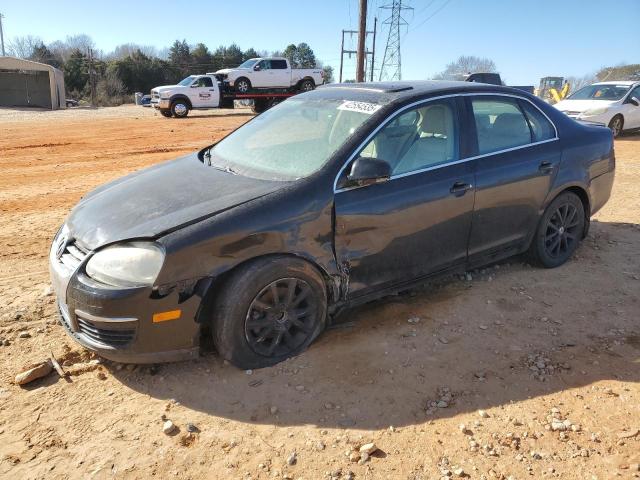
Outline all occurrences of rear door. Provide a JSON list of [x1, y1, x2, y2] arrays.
[[270, 59, 290, 87], [466, 95, 560, 266], [334, 97, 476, 298]]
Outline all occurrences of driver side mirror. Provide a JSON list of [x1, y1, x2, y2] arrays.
[[253, 65, 261, 71], [190, 84, 199, 88], [629, 96, 640, 107], [346, 157, 391, 187]]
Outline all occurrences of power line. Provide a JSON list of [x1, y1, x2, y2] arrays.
[[410, 0, 454, 32]]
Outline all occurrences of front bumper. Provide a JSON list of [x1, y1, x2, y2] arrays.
[[152, 99, 171, 109], [49, 233, 203, 364]]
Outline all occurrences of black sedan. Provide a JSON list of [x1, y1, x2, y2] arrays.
[[49, 81, 615, 369]]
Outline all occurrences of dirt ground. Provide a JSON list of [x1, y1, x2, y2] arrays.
[[0, 105, 638, 480]]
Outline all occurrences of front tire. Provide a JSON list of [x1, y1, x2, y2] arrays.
[[528, 192, 585, 268], [608, 115, 624, 138], [170, 100, 189, 118], [235, 77, 252, 93], [211, 257, 327, 369]]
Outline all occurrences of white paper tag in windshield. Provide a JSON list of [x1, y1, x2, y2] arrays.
[[337, 101, 382, 115]]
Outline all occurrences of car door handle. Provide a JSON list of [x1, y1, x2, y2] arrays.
[[538, 161, 554, 174], [450, 182, 472, 196]]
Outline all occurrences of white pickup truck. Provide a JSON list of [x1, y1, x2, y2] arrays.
[[213, 57, 324, 93]]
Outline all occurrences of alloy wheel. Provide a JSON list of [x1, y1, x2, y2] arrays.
[[237, 80, 249, 93], [244, 278, 317, 357], [543, 203, 581, 258]]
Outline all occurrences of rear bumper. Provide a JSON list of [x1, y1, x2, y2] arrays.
[[589, 169, 615, 216]]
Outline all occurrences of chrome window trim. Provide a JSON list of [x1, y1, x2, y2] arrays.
[[333, 92, 559, 194]]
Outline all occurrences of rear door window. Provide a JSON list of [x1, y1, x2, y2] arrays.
[[271, 60, 288, 69], [471, 97, 532, 155]]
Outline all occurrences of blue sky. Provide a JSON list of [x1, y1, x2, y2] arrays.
[[2, 0, 638, 84]]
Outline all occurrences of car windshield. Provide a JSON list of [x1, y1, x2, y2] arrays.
[[208, 97, 379, 181], [238, 59, 259, 69], [178, 76, 197, 86], [568, 84, 631, 101]]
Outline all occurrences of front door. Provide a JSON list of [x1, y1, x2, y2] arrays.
[[334, 98, 476, 298], [252, 60, 273, 87], [623, 85, 640, 129], [466, 95, 560, 265], [189, 77, 218, 107]]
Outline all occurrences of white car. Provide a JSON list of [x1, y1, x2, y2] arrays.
[[554, 81, 640, 137], [213, 57, 324, 93]]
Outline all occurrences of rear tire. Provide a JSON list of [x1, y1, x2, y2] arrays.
[[608, 115, 623, 138], [299, 79, 315, 92], [170, 100, 189, 118], [527, 192, 585, 268], [159, 109, 173, 118], [211, 257, 327, 369]]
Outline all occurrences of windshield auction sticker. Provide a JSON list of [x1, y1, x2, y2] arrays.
[[338, 101, 382, 115]]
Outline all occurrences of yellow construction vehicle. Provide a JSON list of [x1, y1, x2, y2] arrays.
[[535, 76, 570, 104]]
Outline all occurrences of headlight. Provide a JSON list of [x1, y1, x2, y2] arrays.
[[85, 242, 164, 287], [581, 107, 608, 116], [160, 91, 172, 99]]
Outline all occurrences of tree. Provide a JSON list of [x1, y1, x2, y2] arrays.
[[322, 65, 334, 83], [169, 39, 192, 76], [29, 43, 62, 68], [282, 43, 318, 68], [565, 73, 597, 92], [191, 43, 213, 73], [243, 48, 259, 60], [596, 64, 640, 81], [64, 49, 89, 94], [433, 55, 498, 80], [7, 35, 43, 58]]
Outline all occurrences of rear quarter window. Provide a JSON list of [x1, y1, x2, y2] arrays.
[[519, 101, 556, 142]]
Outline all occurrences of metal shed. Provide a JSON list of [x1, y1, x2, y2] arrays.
[[0, 56, 66, 109]]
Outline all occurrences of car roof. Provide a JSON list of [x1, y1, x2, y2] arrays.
[[317, 80, 527, 104], [593, 80, 638, 86]]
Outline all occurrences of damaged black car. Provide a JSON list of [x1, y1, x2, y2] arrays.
[[49, 81, 615, 369]]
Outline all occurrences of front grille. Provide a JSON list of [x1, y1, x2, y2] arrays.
[[151, 91, 160, 100], [76, 317, 135, 348], [58, 241, 88, 271]]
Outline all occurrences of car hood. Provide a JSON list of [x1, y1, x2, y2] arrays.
[[215, 68, 247, 75], [67, 153, 286, 250], [554, 99, 617, 113], [151, 85, 179, 93]]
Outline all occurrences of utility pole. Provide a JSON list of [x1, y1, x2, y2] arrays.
[[370, 17, 377, 82], [379, 0, 413, 81], [87, 47, 96, 107], [339, 30, 345, 84], [338, 20, 377, 83], [0, 13, 6, 57], [356, 0, 367, 82]]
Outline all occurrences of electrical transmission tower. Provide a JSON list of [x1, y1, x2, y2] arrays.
[[379, 0, 412, 81]]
